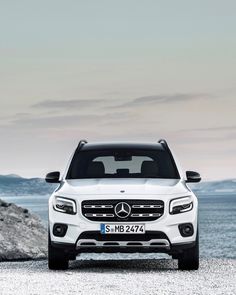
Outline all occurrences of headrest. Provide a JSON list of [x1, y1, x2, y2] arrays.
[[141, 161, 159, 177], [87, 161, 105, 177]]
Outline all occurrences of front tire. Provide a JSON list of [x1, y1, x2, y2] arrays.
[[178, 232, 199, 270], [48, 233, 69, 270]]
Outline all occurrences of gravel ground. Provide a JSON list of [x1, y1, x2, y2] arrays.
[[0, 254, 235, 295]]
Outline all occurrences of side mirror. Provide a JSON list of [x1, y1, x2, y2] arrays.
[[45, 171, 60, 183], [186, 171, 201, 183]]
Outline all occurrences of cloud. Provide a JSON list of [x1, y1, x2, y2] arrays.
[[31, 93, 211, 114], [180, 125, 236, 132], [110, 93, 210, 109], [133, 93, 202, 104], [31, 99, 107, 109], [6, 111, 131, 129], [172, 125, 236, 146]]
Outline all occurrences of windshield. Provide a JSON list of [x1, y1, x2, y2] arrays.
[[66, 149, 180, 179]]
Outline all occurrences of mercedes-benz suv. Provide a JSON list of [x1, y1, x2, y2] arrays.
[[46, 140, 201, 270]]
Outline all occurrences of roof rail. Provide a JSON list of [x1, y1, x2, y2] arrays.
[[77, 139, 88, 150], [158, 139, 168, 148]]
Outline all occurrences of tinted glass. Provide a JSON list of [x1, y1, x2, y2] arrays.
[[67, 149, 179, 179]]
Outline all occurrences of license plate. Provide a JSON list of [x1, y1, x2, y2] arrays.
[[100, 224, 145, 234]]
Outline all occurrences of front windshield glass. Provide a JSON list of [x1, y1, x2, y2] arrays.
[[67, 149, 179, 179]]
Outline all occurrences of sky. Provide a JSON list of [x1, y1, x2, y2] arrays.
[[0, 0, 236, 180]]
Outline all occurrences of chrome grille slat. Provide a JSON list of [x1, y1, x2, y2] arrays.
[[85, 213, 114, 217], [132, 205, 163, 209], [83, 205, 113, 209], [131, 213, 162, 217]]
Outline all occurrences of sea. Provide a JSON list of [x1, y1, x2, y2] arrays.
[[1, 193, 235, 259]]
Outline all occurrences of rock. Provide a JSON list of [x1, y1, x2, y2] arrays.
[[0, 199, 47, 261], [0, 201, 10, 208]]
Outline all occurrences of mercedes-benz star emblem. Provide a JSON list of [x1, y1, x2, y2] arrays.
[[114, 202, 131, 219]]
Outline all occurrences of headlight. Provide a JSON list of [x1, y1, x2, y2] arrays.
[[53, 196, 77, 215], [169, 196, 193, 215]]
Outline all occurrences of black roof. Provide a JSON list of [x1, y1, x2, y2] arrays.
[[80, 142, 165, 151]]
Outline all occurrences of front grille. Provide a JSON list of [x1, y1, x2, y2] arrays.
[[81, 199, 164, 222]]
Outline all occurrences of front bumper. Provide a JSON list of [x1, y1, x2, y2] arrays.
[[51, 230, 196, 256], [49, 194, 198, 254]]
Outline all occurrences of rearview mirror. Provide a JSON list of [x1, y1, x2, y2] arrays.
[[186, 171, 201, 183], [114, 152, 132, 161], [45, 171, 60, 183]]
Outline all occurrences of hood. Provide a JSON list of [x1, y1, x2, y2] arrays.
[[57, 178, 190, 196]]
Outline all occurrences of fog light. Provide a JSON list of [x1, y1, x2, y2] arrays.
[[178, 223, 194, 237], [53, 223, 68, 237]]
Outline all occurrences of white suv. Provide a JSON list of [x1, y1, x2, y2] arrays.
[[46, 140, 201, 270]]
